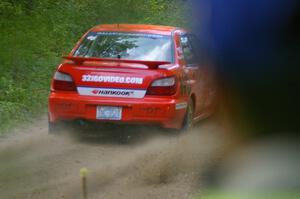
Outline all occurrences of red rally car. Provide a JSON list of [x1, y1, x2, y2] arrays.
[[48, 24, 215, 132]]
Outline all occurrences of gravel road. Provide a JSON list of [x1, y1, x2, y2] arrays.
[[0, 117, 227, 199]]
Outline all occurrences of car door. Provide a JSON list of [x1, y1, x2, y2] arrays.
[[180, 33, 206, 117], [188, 34, 216, 115]]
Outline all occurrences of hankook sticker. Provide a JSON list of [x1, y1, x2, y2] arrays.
[[77, 87, 146, 98]]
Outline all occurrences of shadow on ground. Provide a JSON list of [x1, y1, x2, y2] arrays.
[[60, 121, 181, 145]]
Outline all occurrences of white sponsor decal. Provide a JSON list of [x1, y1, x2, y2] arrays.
[[96, 32, 166, 38], [87, 36, 97, 40], [175, 102, 188, 110], [77, 87, 146, 98], [82, 75, 143, 85]]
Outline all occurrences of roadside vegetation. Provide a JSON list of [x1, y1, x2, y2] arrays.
[[0, 0, 188, 134]]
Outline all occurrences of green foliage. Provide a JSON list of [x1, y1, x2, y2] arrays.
[[0, 0, 188, 133]]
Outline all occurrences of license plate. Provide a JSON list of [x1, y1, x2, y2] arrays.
[[96, 106, 122, 120]]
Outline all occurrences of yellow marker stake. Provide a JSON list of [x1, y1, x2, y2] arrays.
[[80, 168, 88, 199]]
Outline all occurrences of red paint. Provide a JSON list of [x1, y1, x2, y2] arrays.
[[48, 24, 215, 129]]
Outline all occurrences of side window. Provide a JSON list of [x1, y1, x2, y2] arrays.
[[189, 34, 201, 56], [180, 34, 197, 65], [189, 34, 210, 65]]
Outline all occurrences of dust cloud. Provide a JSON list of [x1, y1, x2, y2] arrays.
[[0, 117, 228, 199]]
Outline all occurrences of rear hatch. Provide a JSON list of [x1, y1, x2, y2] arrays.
[[60, 31, 175, 99], [59, 57, 172, 98]]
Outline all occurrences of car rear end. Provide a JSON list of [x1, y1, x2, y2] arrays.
[[48, 27, 187, 129]]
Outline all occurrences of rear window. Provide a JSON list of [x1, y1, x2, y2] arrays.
[[74, 32, 173, 62]]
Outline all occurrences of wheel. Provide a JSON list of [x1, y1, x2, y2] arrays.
[[48, 120, 64, 134], [48, 117, 68, 134], [48, 120, 58, 134], [181, 99, 194, 132]]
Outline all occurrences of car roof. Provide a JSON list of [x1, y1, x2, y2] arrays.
[[90, 24, 183, 35]]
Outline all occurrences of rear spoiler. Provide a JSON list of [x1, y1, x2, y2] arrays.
[[62, 56, 171, 69]]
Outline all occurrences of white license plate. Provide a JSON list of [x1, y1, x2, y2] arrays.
[[96, 106, 122, 120]]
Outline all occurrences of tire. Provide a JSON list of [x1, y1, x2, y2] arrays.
[[181, 99, 194, 132], [48, 119, 67, 134], [48, 120, 62, 134]]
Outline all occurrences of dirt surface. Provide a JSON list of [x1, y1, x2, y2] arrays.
[[0, 116, 227, 199]]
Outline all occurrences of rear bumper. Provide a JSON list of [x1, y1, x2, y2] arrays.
[[48, 92, 187, 129]]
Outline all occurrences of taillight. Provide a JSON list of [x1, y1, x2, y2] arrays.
[[52, 71, 76, 91], [146, 76, 177, 96]]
